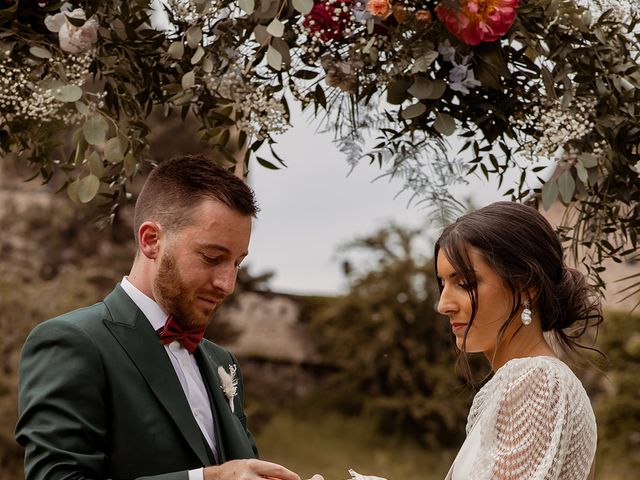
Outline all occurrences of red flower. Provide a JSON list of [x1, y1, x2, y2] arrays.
[[304, 0, 352, 43], [435, 0, 519, 45]]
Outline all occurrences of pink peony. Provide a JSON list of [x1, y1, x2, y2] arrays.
[[44, 7, 98, 53], [435, 0, 519, 46]]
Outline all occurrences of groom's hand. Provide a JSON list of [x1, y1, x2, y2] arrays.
[[204, 459, 301, 480]]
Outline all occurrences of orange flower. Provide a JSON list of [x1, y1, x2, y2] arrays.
[[435, 0, 520, 45], [368, 0, 392, 18]]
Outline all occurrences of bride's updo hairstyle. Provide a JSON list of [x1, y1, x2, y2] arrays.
[[434, 201, 603, 379]]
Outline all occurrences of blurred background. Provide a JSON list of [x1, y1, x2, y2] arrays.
[[1, 114, 639, 480]]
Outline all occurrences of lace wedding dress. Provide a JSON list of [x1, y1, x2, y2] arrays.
[[447, 356, 596, 480]]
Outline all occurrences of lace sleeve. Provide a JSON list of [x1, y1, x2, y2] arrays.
[[470, 358, 595, 480]]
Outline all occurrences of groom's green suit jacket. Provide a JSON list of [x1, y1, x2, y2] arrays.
[[15, 285, 258, 480]]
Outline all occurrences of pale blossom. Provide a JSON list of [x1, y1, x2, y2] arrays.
[[45, 8, 99, 54], [438, 39, 456, 63]]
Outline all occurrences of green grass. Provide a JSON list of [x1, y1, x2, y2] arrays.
[[254, 412, 455, 480]]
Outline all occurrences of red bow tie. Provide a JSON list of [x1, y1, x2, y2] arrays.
[[158, 316, 205, 353]]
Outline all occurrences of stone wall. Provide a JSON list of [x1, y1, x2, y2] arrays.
[[213, 291, 321, 365]]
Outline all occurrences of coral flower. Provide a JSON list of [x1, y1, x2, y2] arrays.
[[368, 0, 392, 18], [435, 0, 520, 45]]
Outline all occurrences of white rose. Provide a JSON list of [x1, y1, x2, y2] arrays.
[[44, 8, 98, 54]]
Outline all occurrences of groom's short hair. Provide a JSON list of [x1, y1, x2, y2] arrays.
[[133, 154, 258, 243]]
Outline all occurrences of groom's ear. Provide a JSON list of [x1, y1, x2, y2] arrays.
[[138, 221, 162, 260]]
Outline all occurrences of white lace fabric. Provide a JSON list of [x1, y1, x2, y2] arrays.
[[456, 357, 596, 480]]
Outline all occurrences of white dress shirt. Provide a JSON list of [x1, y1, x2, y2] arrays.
[[121, 277, 217, 480]]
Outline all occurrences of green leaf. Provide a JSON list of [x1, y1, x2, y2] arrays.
[[541, 66, 557, 100], [168, 41, 184, 60], [293, 69, 318, 80], [29, 46, 52, 59], [411, 50, 439, 74], [434, 113, 456, 136], [66, 179, 80, 204], [541, 178, 559, 210], [172, 90, 195, 106], [477, 44, 509, 76], [124, 153, 137, 177], [186, 26, 202, 49], [576, 162, 588, 184], [191, 46, 205, 64], [267, 45, 282, 71], [408, 78, 446, 100], [239, 0, 255, 14], [267, 18, 284, 38], [362, 37, 376, 54], [256, 156, 280, 169], [83, 115, 109, 145], [182, 70, 196, 89], [401, 102, 426, 120], [76, 174, 100, 204], [558, 170, 575, 203], [65, 14, 87, 27], [387, 79, 410, 105], [202, 57, 214, 73], [578, 153, 598, 168], [52, 85, 83, 102], [292, 0, 313, 14], [88, 151, 104, 177], [272, 38, 291, 66], [254, 25, 270, 45], [75, 101, 89, 115], [314, 84, 326, 109], [0, 41, 15, 56], [105, 137, 124, 163]]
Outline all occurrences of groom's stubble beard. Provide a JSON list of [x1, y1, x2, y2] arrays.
[[154, 248, 219, 329]]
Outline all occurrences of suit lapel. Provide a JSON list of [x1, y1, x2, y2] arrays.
[[197, 344, 256, 461], [102, 286, 211, 466], [194, 348, 226, 463]]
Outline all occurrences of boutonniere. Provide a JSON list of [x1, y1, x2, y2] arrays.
[[217, 364, 238, 413]]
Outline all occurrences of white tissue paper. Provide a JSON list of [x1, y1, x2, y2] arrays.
[[348, 469, 388, 480]]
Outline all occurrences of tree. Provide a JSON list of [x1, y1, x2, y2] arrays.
[[308, 222, 475, 447], [593, 310, 640, 477]]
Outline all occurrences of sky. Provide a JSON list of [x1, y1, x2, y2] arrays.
[[246, 106, 520, 296]]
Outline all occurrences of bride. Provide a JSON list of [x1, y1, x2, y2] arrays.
[[435, 202, 600, 480]]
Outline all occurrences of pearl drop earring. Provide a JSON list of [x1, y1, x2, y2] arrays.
[[521, 300, 532, 325]]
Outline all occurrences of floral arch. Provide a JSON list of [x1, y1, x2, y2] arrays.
[[1, 0, 639, 293]]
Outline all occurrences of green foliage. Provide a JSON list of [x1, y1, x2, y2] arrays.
[[594, 310, 640, 476], [308, 223, 468, 447]]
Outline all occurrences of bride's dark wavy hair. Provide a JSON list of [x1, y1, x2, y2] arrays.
[[434, 201, 603, 384]]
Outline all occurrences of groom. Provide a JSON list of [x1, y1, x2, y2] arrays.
[[15, 155, 301, 480]]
